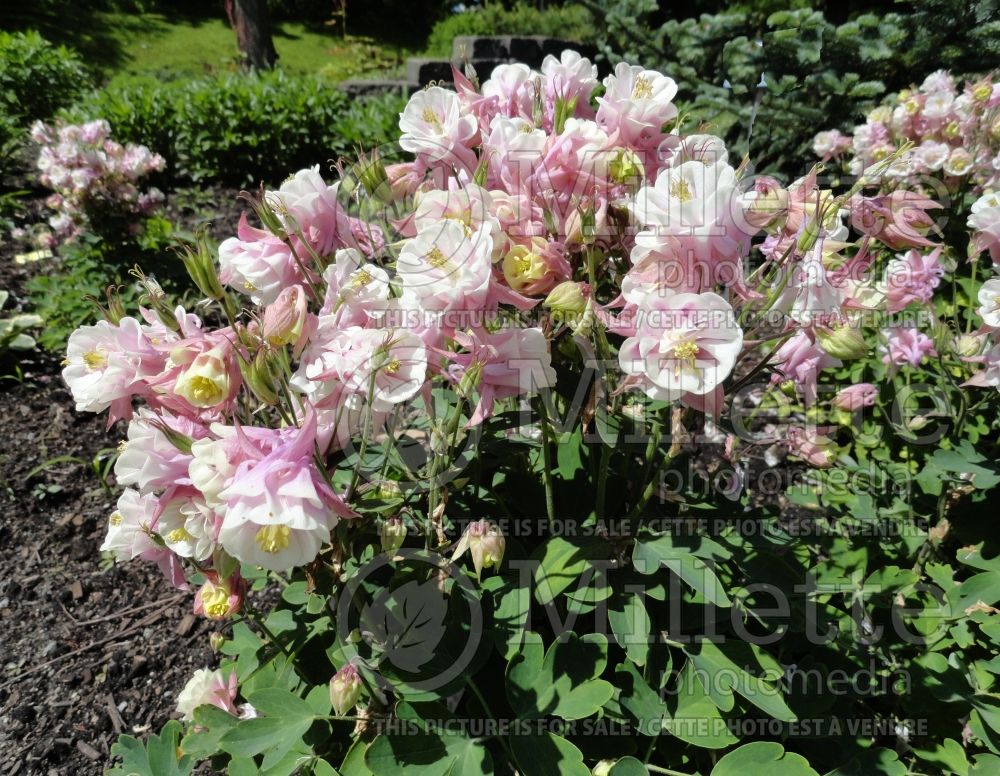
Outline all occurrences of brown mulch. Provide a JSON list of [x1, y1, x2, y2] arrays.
[[0, 186, 250, 775]]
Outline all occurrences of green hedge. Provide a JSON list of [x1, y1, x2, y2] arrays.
[[425, 2, 595, 57], [63, 71, 407, 186], [0, 30, 92, 172]]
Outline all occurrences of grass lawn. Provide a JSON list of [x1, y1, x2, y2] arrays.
[[20, 10, 412, 85]]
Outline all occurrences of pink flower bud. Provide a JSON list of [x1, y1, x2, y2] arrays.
[[329, 663, 363, 716], [262, 285, 307, 349], [833, 384, 878, 412]]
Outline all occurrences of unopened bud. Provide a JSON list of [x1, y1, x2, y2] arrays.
[[209, 632, 226, 652], [262, 285, 307, 350], [817, 325, 868, 360], [380, 517, 407, 554], [329, 664, 363, 716], [744, 177, 789, 231], [544, 281, 589, 317], [608, 148, 643, 184], [832, 383, 878, 412]]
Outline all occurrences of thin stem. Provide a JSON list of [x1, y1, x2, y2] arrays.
[[467, 680, 516, 762], [536, 392, 557, 522], [646, 765, 695, 776]]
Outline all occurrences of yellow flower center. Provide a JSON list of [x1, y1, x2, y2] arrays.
[[167, 527, 194, 544], [83, 350, 108, 371], [187, 375, 225, 406], [673, 178, 694, 203], [426, 247, 450, 269], [674, 341, 699, 361], [255, 524, 291, 554], [109, 511, 123, 527], [672, 341, 700, 373], [632, 76, 654, 100], [352, 269, 374, 288], [421, 107, 443, 133], [202, 586, 231, 618], [384, 358, 401, 374]]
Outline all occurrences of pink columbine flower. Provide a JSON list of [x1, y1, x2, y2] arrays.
[[880, 324, 937, 368], [883, 247, 944, 312], [969, 192, 1000, 263], [399, 86, 478, 170], [62, 317, 164, 424], [114, 408, 208, 492], [596, 63, 678, 150], [771, 330, 843, 407], [217, 412, 356, 571], [617, 291, 743, 401], [176, 668, 239, 722], [977, 277, 1000, 329], [447, 327, 556, 426]]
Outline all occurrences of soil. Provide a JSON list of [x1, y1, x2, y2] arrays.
[[0, 186, 252, 775]]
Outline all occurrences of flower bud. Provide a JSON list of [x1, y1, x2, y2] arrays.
[[380, 517, 407, 554], [209, 632, 226, 652], [237, 348, 280, 406], [592, 761, 615, 776], [788, 428, 838, 469], [194, 572, 246, 620], [329, 664, 363, 716], [544, 281, 589, 317], [457, 359, 485, 398], [356, 151, 392, 205], [262, 285, 307, 349], [179, 230, 226, 301], [779, 379, 798, 398], [175, 344, 234, 408], [452, 519, 505, 579], [833, 383, 878, 412], [608, 148, 644, 184], [816, 325, 868, 360], [744, 176, 789, 232]]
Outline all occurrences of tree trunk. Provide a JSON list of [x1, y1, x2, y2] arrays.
[[225, 0, 278, 71]]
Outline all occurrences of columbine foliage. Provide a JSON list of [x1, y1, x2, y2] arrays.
[[63, 52, 1000, 776]]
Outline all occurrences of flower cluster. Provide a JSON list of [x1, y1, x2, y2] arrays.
[[31, 119, 165, 241], [815, 70, 1000, 190], [62, 54, 1000, 674]]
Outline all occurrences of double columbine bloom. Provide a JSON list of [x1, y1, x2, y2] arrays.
[[61, 55, 1000, 723]]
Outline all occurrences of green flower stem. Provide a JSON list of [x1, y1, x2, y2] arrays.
[[646, 765, 695, 776], [536, 392, 557, 522], [466, 679, 516, 763]]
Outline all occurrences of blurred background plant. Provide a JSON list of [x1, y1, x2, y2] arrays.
[[588, 0, 1000, 178]]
